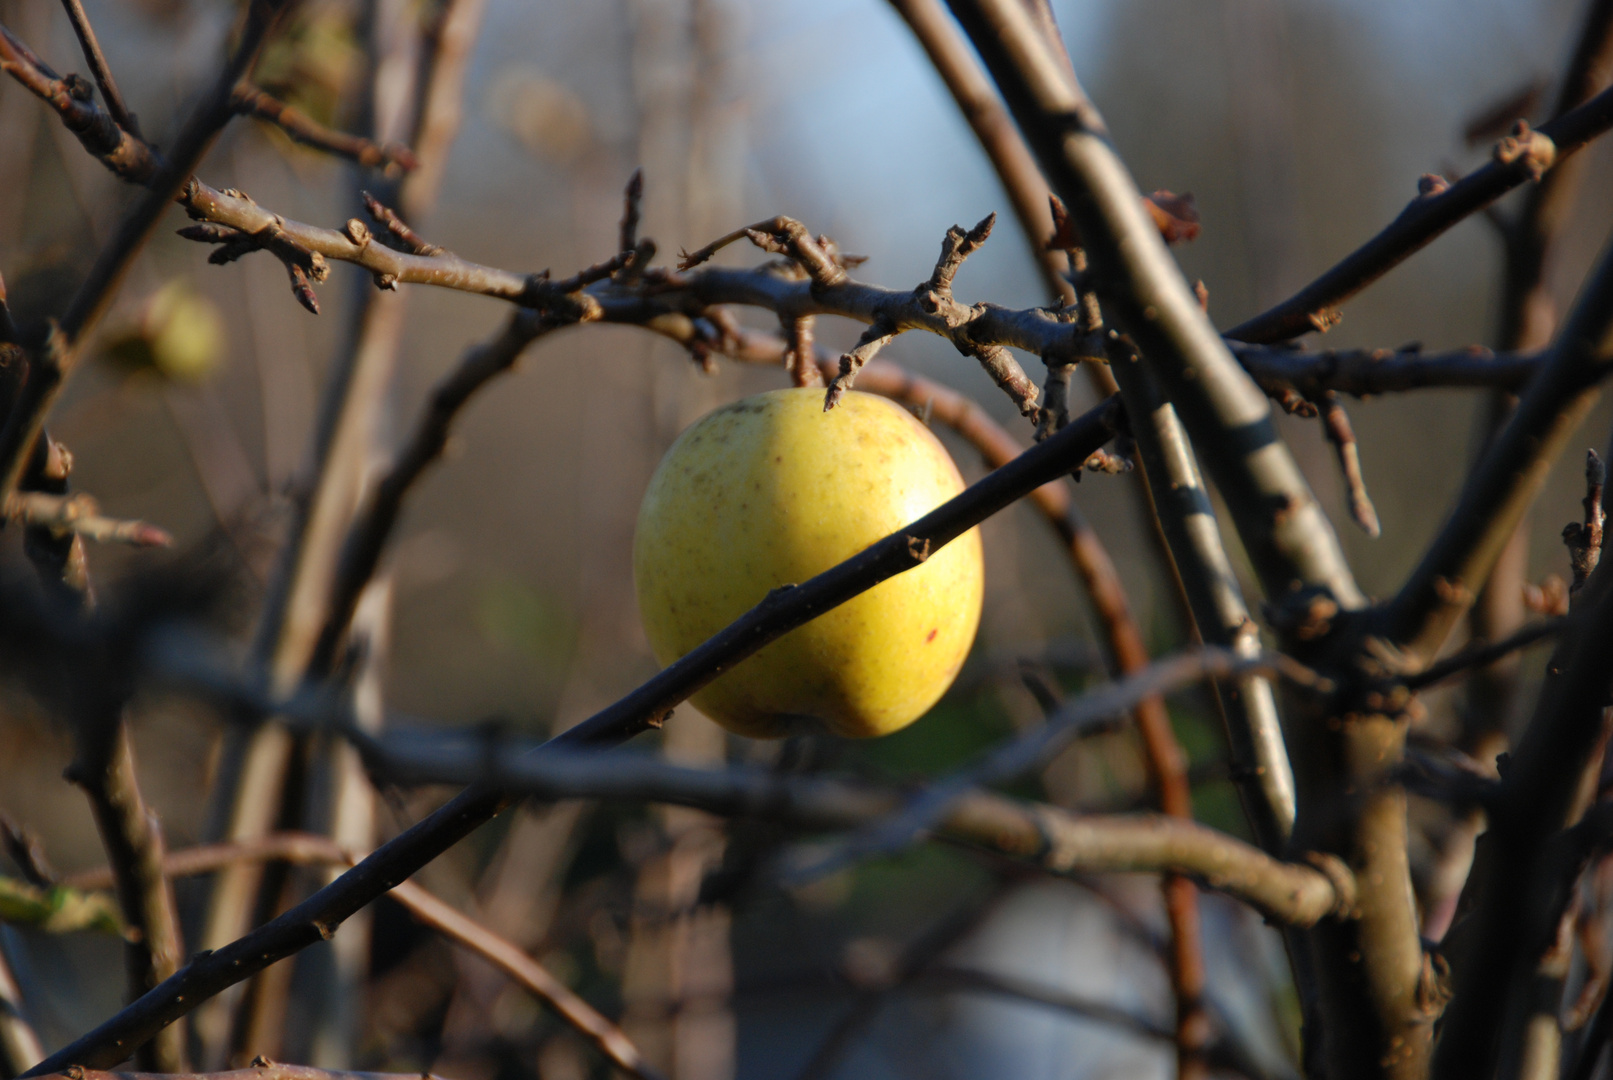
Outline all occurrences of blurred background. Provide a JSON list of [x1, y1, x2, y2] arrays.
[[1, 0, 1611, 1077]]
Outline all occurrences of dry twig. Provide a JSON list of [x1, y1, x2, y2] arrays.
[[232, 85, 417, 174]]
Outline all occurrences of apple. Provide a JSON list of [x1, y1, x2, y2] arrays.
[[633, 387, 984, 739]]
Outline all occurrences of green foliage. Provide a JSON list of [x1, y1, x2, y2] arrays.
[[0, 876, 124, 937]]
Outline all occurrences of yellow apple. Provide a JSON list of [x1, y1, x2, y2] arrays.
[[633, 387, 984, 739]]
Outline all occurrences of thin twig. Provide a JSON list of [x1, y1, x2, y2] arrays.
[[56, 0, 138, 137], [1314, 390, 1381, 538], [1402, 617, 1569, 691], [232, 85, 418, 174]]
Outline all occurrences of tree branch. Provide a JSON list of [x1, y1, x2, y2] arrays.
[[57, 0, 138, 137], [1226, 82, 1613, 343], [231, 85, 418, 174], [787, 647, 1327, 880], [6, 491, 171, 547], [1432, 542, 1613, 1078]]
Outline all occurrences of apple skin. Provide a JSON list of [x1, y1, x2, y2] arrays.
[[633, 387, 984, 739]]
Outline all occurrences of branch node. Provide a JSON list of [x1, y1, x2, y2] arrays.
[[1492, 119, 1557, 181]]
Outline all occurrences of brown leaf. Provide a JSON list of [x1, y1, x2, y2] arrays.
[[1143, 190, 1200, 244]]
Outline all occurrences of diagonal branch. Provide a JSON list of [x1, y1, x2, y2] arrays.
[[787, 647, 1327, 881], [1227, 82, 1613, 343], [945, 0, 1362, 614], [57, 0, 138, 137], [232, 85, 418, 174]]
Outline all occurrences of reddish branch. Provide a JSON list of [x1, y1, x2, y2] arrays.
[[232, 85, 418, 174]]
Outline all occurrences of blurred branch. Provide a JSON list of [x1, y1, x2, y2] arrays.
[[1433, 553, 1613, 1079], [231, 85, 418, 174], [1226, 82, 1613, 343], [0, 945, 44, 1074], [63, 727, 187, 1071], [68, 834, 663, 1080], [1234, 342, 1541, 397], [787, 647, 1328, 881], [120, 683, 1353, 932], [5, 491, 171, 547], [0, 22, 155, 181], [1402, 617, 1568, 691], [21, 394, 1122, 1075]]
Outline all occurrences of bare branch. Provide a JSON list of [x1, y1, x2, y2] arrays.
[[233, 85, 417, 174], [0, 0, 296, 506], [1402, 617, 1568, 691], [1432, 551, 1613, 1079], [787, 647, 1329, 881], [1235, 341, 1541, 397], [361, 190, 441, 255], [1227, 83, 1613, 343], [0, 22, 156, 182], [5, 491, 171, 548], [619, 167, 643, 254], [947, 0, 1361, 615]]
